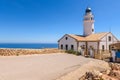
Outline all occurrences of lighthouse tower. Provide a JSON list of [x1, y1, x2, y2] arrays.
[[83, 7, 95, 36]]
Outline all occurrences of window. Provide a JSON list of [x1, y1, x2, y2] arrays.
[[108, 36, 111, 41], [109, 45, 111, 53], [102, 45, 105, 51], [65, 37, 68, 40], [91, 17, 93, 20], [92, 29, 94, 32], [71, 45, 74, 50], [109, 45, 111, 50], [61, 44, 63, 49], [65, 45, 68, 50]]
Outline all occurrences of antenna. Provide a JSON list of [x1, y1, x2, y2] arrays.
[[109, 26, 111, 32]]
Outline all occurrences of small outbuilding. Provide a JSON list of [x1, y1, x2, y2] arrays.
[[110, 42, 120, 62]]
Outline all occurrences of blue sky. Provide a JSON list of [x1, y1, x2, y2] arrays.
[[0, 0, 120, 43]]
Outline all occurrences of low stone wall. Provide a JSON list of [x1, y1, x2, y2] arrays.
[[0, 48, 64, 56]]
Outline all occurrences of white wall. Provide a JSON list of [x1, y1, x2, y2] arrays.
[[88, 42, 98, 50], [79, 42, 85, 47], [58, 35, 78, 51], [79, 42, 98, 50], [83, 13, 94, 36], [99, 33, 119, 50], [83, 21, 94, 36]]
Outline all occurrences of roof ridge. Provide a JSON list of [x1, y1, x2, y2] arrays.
[[94, 32, 109, 34]]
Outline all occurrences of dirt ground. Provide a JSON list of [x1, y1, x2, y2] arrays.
[[0, 53, 100, 80]]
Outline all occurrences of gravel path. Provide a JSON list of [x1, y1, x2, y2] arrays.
[[0, 53, 106, 80]]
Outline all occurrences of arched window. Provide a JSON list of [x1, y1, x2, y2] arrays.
[[91, 17, 93, 20], [61, 44, 63, 49], [108, 36, 111, 41], [102, 45, 105, 51], [92, 29, 94, 32], [65, 37, 68, 40], [71, 45, 74, 50]]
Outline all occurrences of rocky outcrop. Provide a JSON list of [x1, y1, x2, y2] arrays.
[[79, 72, 103, 80], [79, 63, 120, 80], [108, 63, 120, 80], [56, 60, 110, 80]]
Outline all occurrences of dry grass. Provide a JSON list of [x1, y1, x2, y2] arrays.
[[0, 48, 65, 56]]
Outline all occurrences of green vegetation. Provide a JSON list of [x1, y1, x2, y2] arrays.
[[16, 53, 19, 56], [65, 50, 80, 56]]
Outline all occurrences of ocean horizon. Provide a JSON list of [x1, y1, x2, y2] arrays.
[[0, 43, 58, 49]]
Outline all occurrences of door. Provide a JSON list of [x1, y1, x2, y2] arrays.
[[65, 45, 68, 50]]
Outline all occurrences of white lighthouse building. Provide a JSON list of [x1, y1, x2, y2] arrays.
[[58, 7, 119, 57], [83, 7, 94, 36]]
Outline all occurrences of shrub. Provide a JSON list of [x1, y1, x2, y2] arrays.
[[75, 52, 81, 56], [16, 53, 19, 56], [65, 50, 80, 56], [65, 50, 75, 54]]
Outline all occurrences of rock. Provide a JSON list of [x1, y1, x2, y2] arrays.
[[79, 71, 104, 80], [106, 70, 111, 75], [56, 59, 110, 80], [93, 70, 103, 76], [99, 73, 103, 77]]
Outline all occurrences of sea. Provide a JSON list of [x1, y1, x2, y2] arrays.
[[0, 43, 58, 49]]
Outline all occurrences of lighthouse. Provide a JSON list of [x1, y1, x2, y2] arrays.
[[83, 7, 95, 36]]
